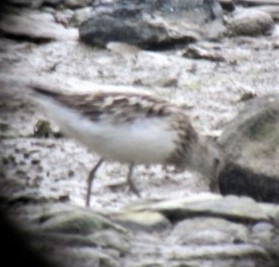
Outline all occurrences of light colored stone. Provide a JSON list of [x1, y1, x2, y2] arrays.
[[37, 207, 127, 234], [0, 10, 78, 41], [163, 244, 268, 260], [167, 217, 249, 245], [7, 0, 44, 7], [127, 195, 270, 222], [250, 6, 279, 20], [236, 0, 279, 5], [182, 44, 226, 62], [90, 230, 130, 253], [71, 7, 92, 27], [64, 0, 91, 9], [110, 211, 171, 232], [218, 94, 279, 203], [226, 8, 274, 36]]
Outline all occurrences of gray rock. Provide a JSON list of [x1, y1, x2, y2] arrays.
[[7, 0, 44, 7], [263, 234, 279, 266], [251, 222, 275, 243], [226, 8, 274, 36], [54, 8, 75, 27], [167, 217, 249, 245], [251, 217, 279, 266], [128, 241, 271, 267], [90, 230, 130, 254], [219, 0, 235, 12], [182, 43, 226, 61], [218, 94, 279, 203], [7, 0, 64, 7], [3, 195, 279, 267], [110, 210, 171, 233], [250, 6, 279, 21], [64, 0, 92, 9], [45, 0, 64, 6], [79, 0, 224, 48], [70, 7, 92, 27], [0, 10, 78, 41], [235, 0, 279, 6], [46, 246, 120, 267], [127, 195, 270, 222], [37, 207, 127, 234], [162, 243, 269, 262]]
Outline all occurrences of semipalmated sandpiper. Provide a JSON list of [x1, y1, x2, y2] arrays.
[[31, 86, 222, 207]]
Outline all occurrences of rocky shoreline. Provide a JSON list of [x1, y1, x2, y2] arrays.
[[1, 0, 279, 266]]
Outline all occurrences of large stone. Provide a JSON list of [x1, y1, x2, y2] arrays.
[[5, 0, 88, 8], [64, 0, 92, 9], [250, 6, 279, 21], [110, 210, 171, 233], [6, 0, 44, 7], [30, 233, 122, 267], [219, 0, 235, 12], [0, 10, 78, 41], [37, 207, 127, 234], [126, 194, 271, 222], [79, 0, 224, 48], [235, 0, 279, 6], [166, 217, 249, 245], [226, 8, 274, 36], [2, 197, 279, 267], [218, 94, 279, 203]]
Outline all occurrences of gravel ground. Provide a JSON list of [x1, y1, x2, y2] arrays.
[[0, 17, 279, 211]]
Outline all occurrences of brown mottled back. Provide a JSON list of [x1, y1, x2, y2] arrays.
[[37, 89, 191, 125]]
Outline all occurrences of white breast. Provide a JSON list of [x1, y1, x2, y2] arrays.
[[35, 96, 178, 164]]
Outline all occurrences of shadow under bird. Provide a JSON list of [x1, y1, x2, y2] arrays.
[[30, 86, 222, 207]]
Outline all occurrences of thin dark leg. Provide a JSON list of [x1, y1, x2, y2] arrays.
[[86, 158, 104, 207], [127, 162, 141, 197]]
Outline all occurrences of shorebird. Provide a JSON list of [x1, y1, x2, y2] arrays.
[[30, 86, 222, 207]]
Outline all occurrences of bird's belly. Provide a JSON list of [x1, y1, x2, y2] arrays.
[[78, 119, 177, 164], [37, 98, 178, 164]]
